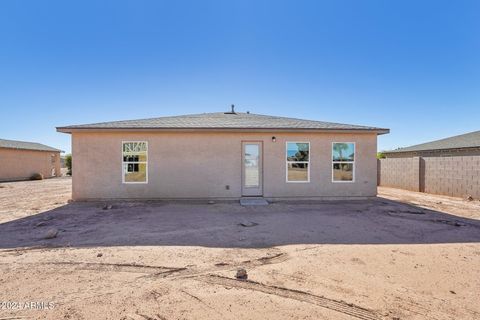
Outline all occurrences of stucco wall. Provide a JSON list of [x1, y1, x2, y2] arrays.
[[71, 131, 378, 200], [0, 148, 61, 182]]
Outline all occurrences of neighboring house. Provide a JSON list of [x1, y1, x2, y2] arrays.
[[57, 108, 389, 200], [384, 130, 480, 158], [378, 130, 480, 199], [60, 155, 66, 168], [0, 139, 62, 182]]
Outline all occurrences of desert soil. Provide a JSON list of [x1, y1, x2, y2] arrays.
[[0, 178, 479, 320]]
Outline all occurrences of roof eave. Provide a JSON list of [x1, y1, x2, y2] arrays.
[[384, 145, 480, 155], [57, 127, 389, 135], [0, 146, 63, 153]]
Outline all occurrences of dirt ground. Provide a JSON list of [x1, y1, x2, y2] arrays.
[[0, 178, 479, 320]]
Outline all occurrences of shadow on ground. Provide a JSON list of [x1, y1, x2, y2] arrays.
[[1, 198, 479, 249]]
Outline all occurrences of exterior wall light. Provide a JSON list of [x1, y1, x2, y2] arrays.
[[272, 136, 276, 142]]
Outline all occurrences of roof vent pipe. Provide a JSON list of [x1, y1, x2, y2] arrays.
[[225, 104, 236, 114]]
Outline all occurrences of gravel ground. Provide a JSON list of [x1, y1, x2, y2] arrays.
[[0, 178, 479, 320]]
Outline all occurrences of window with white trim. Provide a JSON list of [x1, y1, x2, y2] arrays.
[[332, 142, 355, 182], [122, 141, 148, 183], [286, 142, 310, 182]]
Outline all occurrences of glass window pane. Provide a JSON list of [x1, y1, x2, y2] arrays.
[[287, 163, 309, 181], [333, 163, 353, 181], [124, 153, 147, 161], [123, 142, 147, 153], [332, 143, 354, 161], [123, 144, 147, 161], [287, 142, 309, 161], [124, 163, 147, 182], [123, 143, 147, 160], [244, 144, 259, 187]]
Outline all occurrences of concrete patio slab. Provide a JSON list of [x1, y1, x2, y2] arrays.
[[240, 198, 269, 206]]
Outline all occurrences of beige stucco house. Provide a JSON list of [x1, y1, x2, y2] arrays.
[[0, 139, 62, 182], [57, 109, 389, 201]]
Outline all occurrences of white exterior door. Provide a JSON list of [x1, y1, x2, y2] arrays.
[[242, 141, 263, 196]]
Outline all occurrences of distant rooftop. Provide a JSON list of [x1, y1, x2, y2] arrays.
[[57, 111, 389, 134], [0, 138, 62, 152], [385, 130, 480, 154]]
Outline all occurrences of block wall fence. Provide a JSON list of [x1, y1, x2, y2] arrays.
[[378, 156, 480, 199]]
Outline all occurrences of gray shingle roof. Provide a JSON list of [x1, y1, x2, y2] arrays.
[[0, 139, 61, 152], [57, 112, 389, 134], [385, 130, 480, 154]]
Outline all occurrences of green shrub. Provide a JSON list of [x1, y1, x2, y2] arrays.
[[30, 173, 44, 180], [376, 152, 386, 159], [65, 154, 72, 176]]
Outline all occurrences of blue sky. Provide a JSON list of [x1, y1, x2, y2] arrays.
[[1, 0, 478, 153]]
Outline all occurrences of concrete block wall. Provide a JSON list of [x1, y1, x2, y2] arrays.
[[377, 157, 420, 191], [423, 156, 480, 198], [378, 156, 480, 199]]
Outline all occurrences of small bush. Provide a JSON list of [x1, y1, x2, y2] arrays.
[[65, 154, 72, 176], [30, 173, 44, 180], [376, 152, 386, 159]]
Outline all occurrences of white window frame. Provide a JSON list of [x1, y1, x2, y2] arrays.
[[286, 141, 310, 183], [122, 141, 148, 184], [51, 154, 56, 177], [331, 142, 355, 183]]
